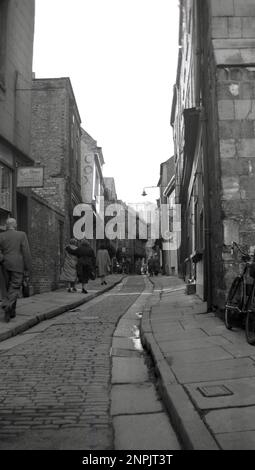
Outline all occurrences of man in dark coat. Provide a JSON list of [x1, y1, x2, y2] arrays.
[[0, 218, 32, 322]]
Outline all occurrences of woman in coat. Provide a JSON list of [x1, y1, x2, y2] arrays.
[[96, 243, 111, 285], [60, 238, 78, 292], [66, 239, 96, 293]]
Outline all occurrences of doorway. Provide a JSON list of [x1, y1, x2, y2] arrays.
[[16, 192, 28, 233]]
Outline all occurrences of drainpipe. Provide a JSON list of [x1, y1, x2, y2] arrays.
[[12, 70, 19, 220]]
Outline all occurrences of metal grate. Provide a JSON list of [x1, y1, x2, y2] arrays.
[[197, 385, 233, 397]]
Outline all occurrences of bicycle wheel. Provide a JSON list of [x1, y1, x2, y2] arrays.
[[224, 277, 243, 330], [245, 309, 255, 345]]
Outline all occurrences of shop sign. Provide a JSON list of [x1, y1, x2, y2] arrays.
[[17, 167, 44, 188]]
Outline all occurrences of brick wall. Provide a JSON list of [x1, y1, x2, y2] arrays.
[[30, 81, 68, 179], [30, 192, 65, 293], [30, 79, 72, 242]]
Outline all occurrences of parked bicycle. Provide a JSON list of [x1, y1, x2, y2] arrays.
[[225, 241, 255, 344]]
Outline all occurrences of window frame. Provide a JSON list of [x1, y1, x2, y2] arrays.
[[0, 0, 8, 91]]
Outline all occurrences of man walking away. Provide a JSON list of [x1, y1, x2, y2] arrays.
[[0, 218, 32, 322]]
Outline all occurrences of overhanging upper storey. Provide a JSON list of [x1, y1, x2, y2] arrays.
[[181, 107, 200, 196]]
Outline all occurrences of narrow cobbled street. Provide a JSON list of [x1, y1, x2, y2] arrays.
[[0, 276, 180, 450]]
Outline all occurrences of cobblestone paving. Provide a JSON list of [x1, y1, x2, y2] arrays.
[[0, 276, 145, 449]]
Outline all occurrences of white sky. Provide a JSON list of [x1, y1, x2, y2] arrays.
[[33, 0, 179, 205]]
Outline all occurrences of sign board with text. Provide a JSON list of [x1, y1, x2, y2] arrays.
[[17, 167, 44, 188]]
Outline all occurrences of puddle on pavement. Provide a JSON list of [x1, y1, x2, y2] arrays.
[[129, 325, 143, 351], [131, 337, 143, 351], [135, 312, 143, 318]]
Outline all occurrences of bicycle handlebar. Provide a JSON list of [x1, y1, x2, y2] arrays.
[[231, 241, 254, 261]]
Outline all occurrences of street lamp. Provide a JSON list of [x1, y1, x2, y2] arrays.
[[141, 185, 168, 197], [141, 186, 159, 197]]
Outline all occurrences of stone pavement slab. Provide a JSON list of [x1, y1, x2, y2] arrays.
[[205, 406, 255, 434], [198, 324, 230, 335], [111, 357, 149, 384], [186, 377, 255, 409], [113, 413, 181, 450], [149, 322, 184, 334], [166, 345, 233, 365], [171, 357, 255, 383], [158, 336, 231, 355], [219, 340, 255, 358], [111, 383, 163, 415], [153, 328, 208, 341], [215, 431, 255, 450]]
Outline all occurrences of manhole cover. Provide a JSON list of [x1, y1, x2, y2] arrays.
[[197, 385, 233, 397]]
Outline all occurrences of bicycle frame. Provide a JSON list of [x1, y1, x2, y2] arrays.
[[243, 272, 255, 314], [225, 241, 255, 343], [226, 259, 255, 315]]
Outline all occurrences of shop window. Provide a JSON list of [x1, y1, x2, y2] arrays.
[[199, 209, 204, 250], [0, 164, 12, 212], [0, 209, 9, 231]]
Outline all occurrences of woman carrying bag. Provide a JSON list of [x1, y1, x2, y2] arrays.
[[60, 238, 78, 292]]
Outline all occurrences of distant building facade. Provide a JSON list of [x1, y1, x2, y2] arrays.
[[114, 201, 147, 274], [80, 129, 105, 252], [81, 129, 104, 209], [172, 0, 255, 309], [157, 157, 178, 276], [104, 177, 118, 202]]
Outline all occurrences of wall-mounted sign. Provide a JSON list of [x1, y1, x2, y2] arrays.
[[17, 167, 44, 188]]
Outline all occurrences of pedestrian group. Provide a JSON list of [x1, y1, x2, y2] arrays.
[[60, 238, 111, 293], [0, 218, 112, 323], [0, 218, 160, 324]]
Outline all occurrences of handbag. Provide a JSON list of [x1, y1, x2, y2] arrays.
[[90, 270, 96, 281], [22, 275, 30, 298]]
